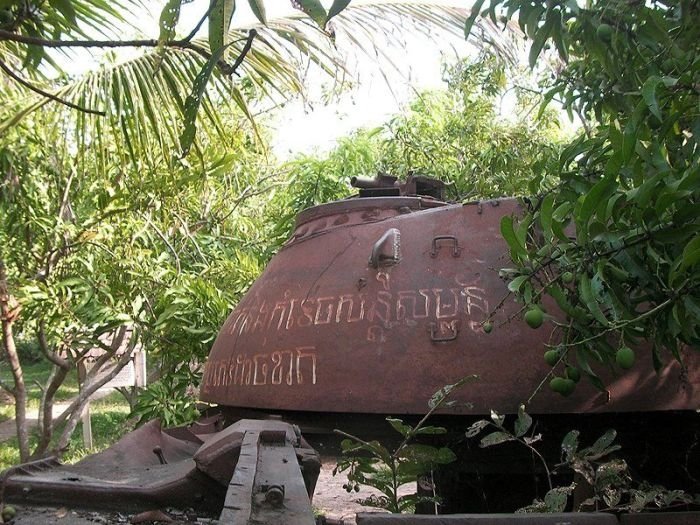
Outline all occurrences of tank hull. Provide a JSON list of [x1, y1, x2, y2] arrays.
[[201, 197, 699, 415]]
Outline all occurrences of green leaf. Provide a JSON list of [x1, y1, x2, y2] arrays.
[[642, 75, 663, 122], [528, 9, 555, 68], [579, 273, 608, 324], [434, 446, 457, 464], [538, 193, 554, 240], [544, 486, 571, 512], [56, 277, 86, 288], [22, 26, 46, 69], [293, 0, 327, 29], [327, 0, 351, 25], [427, 374, 478, 409], [209, 0, 236, 52], [490, 409, 505, 427], [514, 404, 532, 438], [548, 284, 587, 321], [551, 201, 572, 241], [340, 438, 364, 454], [561, 429, 579, 461], [399, 444, 456, 466], [588, 429, 617, 456], [507, 275, 528, 293], [681, 235, 700, 269], [365, 440, 393, 464], [230, 85, 260, 140], [179, 42, 231, 155], [630, 171, 665, 209], [578, 173, 617, 238], [523, 4, 544, 38], [550, 9, 568, 62], [465, 419, 489, 438], [414, 425, 447, 436], [248, 0, 266, 25], [576, 348, 605, 391], [621, 102, 645, 163], [49, 0, 77, 25], [500, 215, 526, 262], [464, 0, 486, 38], [386, 417, 412, 437], [159, 0, 183, 46], [480, 431, 513, 448]]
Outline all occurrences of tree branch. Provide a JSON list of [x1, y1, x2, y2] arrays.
[[557, 297, 675, 349], [0, 260, 30, 461], [228, 29, 257, 75], [141, 213, 181, 274], [0, 379, 15, 396], [52, 337, 136, 439], [88, 326, 130, 376], [183, 1, 217, 42], [0, 29, 231, 74], [33, 363, 69, 458], [37, 322, 70, 370], [0, 57, 106, 116], [0, 28, 188, 50]]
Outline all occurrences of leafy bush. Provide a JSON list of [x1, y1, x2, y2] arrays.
[[466, 406, 700, 513], [468, 0, 700, 388]]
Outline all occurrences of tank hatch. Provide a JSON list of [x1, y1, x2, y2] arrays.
[[350, 173, 447, 200]]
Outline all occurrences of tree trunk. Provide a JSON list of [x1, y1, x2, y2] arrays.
[[0, 260, 30, 462], [32, 364, 69, 459], [32, 323, 72, 459], [52, 334, 136, 455]]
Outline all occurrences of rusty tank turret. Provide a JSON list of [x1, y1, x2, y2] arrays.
[[201, 174, 699, 416], [4, 175, 699, 520]]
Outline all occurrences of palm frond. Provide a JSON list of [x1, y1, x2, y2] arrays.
[[0, 2, 522, 168], [0, 0, 145, 76]]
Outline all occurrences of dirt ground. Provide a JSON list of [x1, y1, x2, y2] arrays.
[[314, 456, 399, 524]]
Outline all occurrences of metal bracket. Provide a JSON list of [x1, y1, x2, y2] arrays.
[[430, 235, 460, 258], [219, 423, 316, 525]]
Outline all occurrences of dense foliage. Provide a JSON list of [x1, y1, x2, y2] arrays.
[[464, 0, 700, 390], [379, 56, 562, 200], [285, 55, 563, 205], [0, 99, 274, 455]]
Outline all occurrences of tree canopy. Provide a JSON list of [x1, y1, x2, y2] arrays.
[[465, 0, 699, 391]]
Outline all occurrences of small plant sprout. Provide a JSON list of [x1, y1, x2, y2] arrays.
[[334, 375, 478, 513]]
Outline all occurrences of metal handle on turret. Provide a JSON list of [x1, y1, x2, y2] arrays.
[[369, 228, 401, 268], [430, 235, 460, 258], [429, 322, 459, 343]]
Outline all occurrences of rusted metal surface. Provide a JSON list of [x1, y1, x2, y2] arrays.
[[355, 513, 619, 524], [201, 192, 700, 415], [619, 512, 700, 524], [219, 420, 318, 525], [2, 420, 224, 513], [2, 418, 320, 519]]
